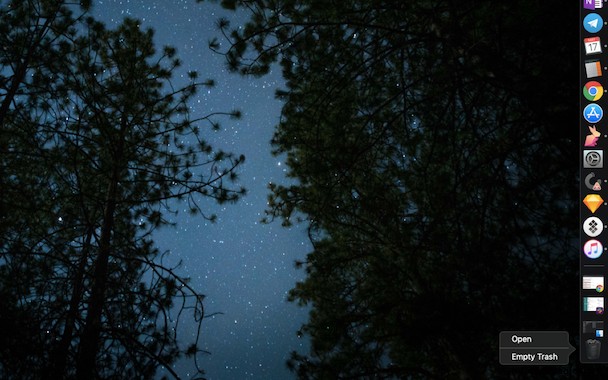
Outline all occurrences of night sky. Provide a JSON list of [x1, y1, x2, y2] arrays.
[[93, 1, 311, 378]]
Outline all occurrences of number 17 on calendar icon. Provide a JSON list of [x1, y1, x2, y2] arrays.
[[586, 37, 603, 55]]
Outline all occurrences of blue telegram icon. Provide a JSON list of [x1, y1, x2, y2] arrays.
[[585, 13, 604, 33], [585, 103, 604, 123]]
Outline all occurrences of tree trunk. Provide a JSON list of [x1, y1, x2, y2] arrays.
[[75, 124, 125, 378], [48, 227, 92, 378], [75, 178, 117, 379]]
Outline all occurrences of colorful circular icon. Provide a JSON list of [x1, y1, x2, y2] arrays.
[[584, 103, 604, 123], [584, 216, 604, 237], [584, 239, 604, 259], [584, 13, 604, 33], [584, 81, 604, 101], [598, 284, 604, 293]]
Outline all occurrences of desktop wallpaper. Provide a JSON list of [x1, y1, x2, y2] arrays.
[[94, 1, 312, 378], [0, 0, 601, 379]]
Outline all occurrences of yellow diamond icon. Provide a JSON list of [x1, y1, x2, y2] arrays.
[[584, 194, 604, 213]]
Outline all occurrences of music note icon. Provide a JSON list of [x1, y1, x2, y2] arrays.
[[585, 239, 604, 259]]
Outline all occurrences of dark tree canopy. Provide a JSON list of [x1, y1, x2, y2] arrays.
[[0, 1, 243, 378], [208, 0, 588, 378]]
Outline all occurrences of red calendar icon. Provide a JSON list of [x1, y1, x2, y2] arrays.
[[586, 36, 603, 55]]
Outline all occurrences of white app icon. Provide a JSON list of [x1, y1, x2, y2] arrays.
[[584, 216, 604, 237]]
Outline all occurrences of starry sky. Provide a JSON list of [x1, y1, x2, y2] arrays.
[[93, 1, 311, 378]]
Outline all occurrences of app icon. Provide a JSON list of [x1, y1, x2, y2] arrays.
[[584, 81, 604, 101], [583, 320, 604, 334], [584, 150, 604, 168], [586, 125, 602, 147], [584, 239, 604, 259], [584, 193, 604, 213], [584, 216, 604, 237], [585, 0, 604, 10], [586, 338, 602, 360], [586, 60, 603, 78], [585, 14, 604, 33], [583, 276, 605, 291], [584, 296, 605, 311], [586, 37, 603, 55], [584, 103, 603, 123], [585, 172, 603, 191]]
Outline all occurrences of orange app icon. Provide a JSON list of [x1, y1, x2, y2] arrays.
[[585, 194, 605, 213]]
